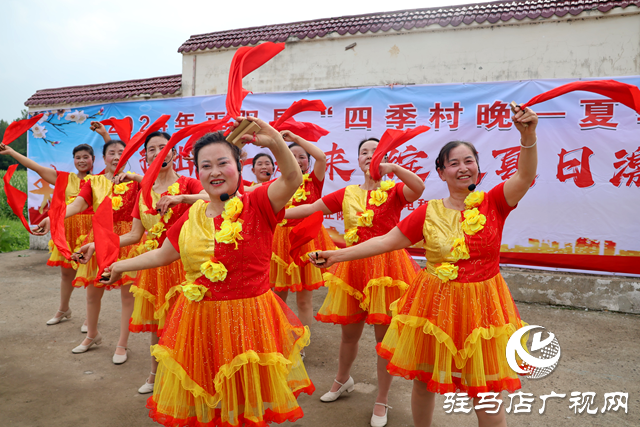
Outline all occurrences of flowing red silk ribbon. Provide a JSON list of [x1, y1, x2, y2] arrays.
[[92, 196, 120, 276], [2, 114, 45, 233], [269, 99, 329, 142], [289, 211, 325, 266], [100, 118, 132, 144], [3, 164, 34, 234], [2, 113, 44, 146], [369, 126, 431, 181], [522, 80, 640, 114], [49, 171, 72, 259], [140, 117, 229, 213], [226, 42, 285, 118], [113, 115, 171, 175]]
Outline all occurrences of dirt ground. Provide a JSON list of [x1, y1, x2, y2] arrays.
[[1, 249, 638, 427]]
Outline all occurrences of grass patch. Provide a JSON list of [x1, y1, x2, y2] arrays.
[[0, 217, 29, 253]]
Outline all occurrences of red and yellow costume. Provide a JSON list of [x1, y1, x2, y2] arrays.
[[129, 176, 203, 335], [46, 173, 93, 270], [319, 181, 419, 325], [270, 171, 333, 292], [149, 185, 313, 427], [72, 175, 140, 290], [378, 183, 527, 396]]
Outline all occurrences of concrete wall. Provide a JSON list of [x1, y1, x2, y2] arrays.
[[183, 7, 640, 97]]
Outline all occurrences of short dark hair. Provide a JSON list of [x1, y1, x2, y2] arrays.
[[72, 144, 95, 158], [102, 140, 126, 156], [358, 137, 379, 155], [144, 131, 171, 151], [193, 131, 241, 172], [252, 152, 274, 168], [435, 141, 480, 171]]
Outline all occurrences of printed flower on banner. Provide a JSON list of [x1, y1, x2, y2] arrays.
[[97, 107, 104, 116], [56, 109, 70, 120], [65, 110, 89, 124], [38, 112, 50, 124], [31, 124, 48, 139]]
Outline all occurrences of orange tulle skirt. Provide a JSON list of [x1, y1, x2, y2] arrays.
[[72, 220, 137, 290], [270, 225, 323, 292], [316, 249, 418, 325], [130, 258, 185, 335], [46, 213, 93, 269], [147, 290, 314, 427], [377, 271, 527, 397]]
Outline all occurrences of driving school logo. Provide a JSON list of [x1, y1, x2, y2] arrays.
[[506, 325, 561, 379]]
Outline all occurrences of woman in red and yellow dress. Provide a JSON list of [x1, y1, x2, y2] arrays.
[[311, 106, 538, 427], [269, 131, 331, 328], [285, 138, 424, 426], [0, 142, 95, 326], [100, 118, 313, 427], [77, 131, 207, 392]]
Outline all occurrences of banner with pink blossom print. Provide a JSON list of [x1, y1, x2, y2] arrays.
[[26, 76, 640, 275]]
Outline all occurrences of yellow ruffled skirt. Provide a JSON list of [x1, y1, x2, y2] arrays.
[[46, 214, 93, 269], [270, 225, 323, 292], [129, 258, 185, 336], [147, 290, 314, 427], [317, 249, 418, 325], [377, 271, 527, 397], [72, 220, 137, 290]]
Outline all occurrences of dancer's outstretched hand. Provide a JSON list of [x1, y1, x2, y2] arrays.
[[309, 250, 340, 269]]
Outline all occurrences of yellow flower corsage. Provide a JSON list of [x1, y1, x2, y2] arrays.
[[293, 187, 310, 202], [111, 196, 123, 210], [344, 227, 359, 246], [461, 208, 486, 236], [149, 222, 166, 238], [181, 283, 210, 302], [167, 182, 180, 195], [215, 220, 243, 249], [200, 259, 228, 282], [464, 191, 485, 209], [435, 262, 459, 282], [163, 208, 173, 223], [369, 190, 388, 206], [113, 182, 129, 195], [356, 209, 374, 228], [380, 180, 395, 191], [144, 238, 159, 251], [221, 197, 243, 222], [451, 237, 470, 261]]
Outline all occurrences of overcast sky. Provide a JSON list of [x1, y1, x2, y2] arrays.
[[0, 0, 466, 122]]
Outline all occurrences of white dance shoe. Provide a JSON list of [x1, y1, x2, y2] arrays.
[[46, 309, 72, 325], [80, 323, 88, 333], [370, 403, 392, 427], [112, 346, 128, 365], [320, 376, 355, 402], [138, 372, 156, 394], [71, 333, 102, 353]]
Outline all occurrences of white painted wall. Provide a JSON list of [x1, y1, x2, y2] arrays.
[[182, 8, 640, 97]]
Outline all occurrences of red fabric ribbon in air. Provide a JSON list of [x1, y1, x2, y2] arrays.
[[2, 114, 45, 233], [113, 115, 171, 175], [521, 80, 640, 114], [3, 165, 34, 234], [100, 118, 133, 144], [289, 211, 325, 266], [226, 42, 285, 118], [269, 99, 329, 142], [92, 196, 120, 277], [2, 113, 44, 146], [369, 126, 431, 181], [140, 117, 229, 213], [49, 171, 72, 259]]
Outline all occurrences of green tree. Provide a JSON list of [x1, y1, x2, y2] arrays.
[[0, 109, 29, 171]]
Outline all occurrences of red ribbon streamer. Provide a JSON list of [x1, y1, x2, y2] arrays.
[[113, 115, 171, 175], [100, 118, 133, 144], [289, 211, 325, 266], [92, 196, 120, 277], [2, 114, 44, 145], [369, 126, 431, 181], [522, 80, 640, 114], [3, 164, 33, 234], [226, 42, 285, 118], [50, 171, 72, 259], [140, 117, 229, 213], [269, 99, 329, 142]]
